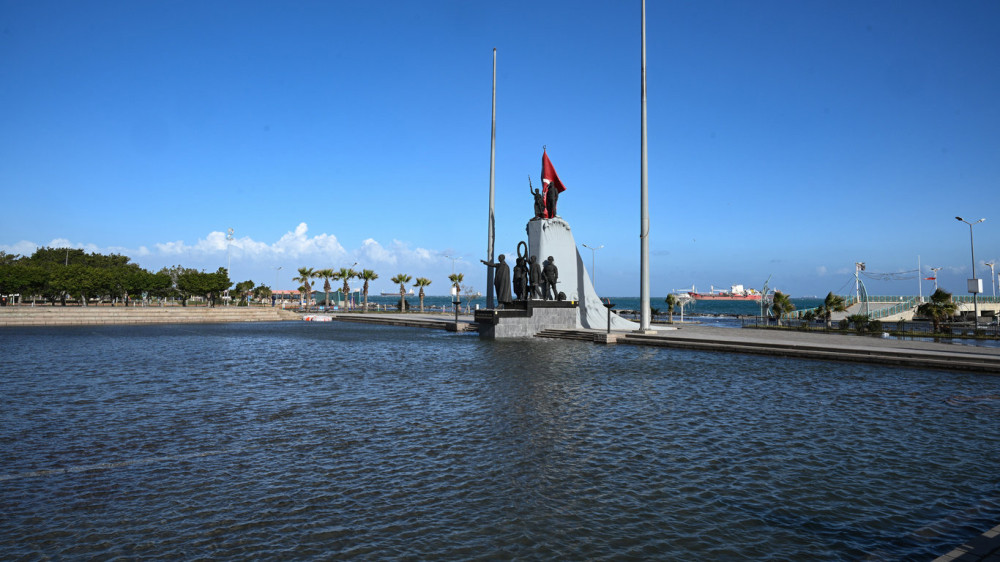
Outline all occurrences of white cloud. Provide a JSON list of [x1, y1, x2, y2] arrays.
[[816, 265, 827, 276]]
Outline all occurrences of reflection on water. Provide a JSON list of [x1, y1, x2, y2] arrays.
[[2, 322, 999, 559]]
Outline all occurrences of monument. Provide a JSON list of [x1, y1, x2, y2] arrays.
[[476, 150, 640, 338]]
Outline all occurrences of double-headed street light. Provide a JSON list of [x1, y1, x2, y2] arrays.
[[956, 216, 985, 328], [986, 261, 997, 298], [582, 243, 604, 292]]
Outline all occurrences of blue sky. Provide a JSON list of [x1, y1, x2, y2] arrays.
[[2, 1, 999, 297]]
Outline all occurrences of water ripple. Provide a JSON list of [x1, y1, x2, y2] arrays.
[[2, 322, 999, 559]]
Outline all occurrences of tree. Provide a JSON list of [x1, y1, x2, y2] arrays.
[[770, 291, 795, 326], [253, 284, 272, 303], [665, 294, 677, 324], [315, 268, 335, 307], [293, 267, 315, 309], [817, 292, 847, 329], [414, 277, 432, 312], [338, 267, 358, 309], [391, 273, 412, 311], [916, 288, 958, 333], [359, 269, 378, 311], [448, 273, 464, 297], [233, 280, 255, 306]]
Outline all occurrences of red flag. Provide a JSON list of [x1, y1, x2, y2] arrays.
[[924, 277, 936, 280], [541, 150, 566, 193]]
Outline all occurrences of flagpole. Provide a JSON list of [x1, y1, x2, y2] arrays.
[[638, 0, 651, 331], [486, 48, 497, 309]]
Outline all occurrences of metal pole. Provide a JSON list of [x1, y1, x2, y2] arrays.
[[970, 223, 979, 328], [638, 0, 651, 332], [486, 48, 497, 309]]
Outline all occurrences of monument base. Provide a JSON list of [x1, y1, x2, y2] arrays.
[[475, 300, 579, 339]]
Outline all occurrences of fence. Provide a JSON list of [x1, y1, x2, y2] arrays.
[[742, 316, 1000, 338]]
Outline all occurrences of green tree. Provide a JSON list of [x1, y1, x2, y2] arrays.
[[916, 288, 958, 333], [817, 292, 847, 329], [293, 267, 315, 309], [770, 291, 795, 326], [359, 269, 378, 311], [665, 294, 677, 323], [338, 267, 358, 308], [233, 280, 255, 306], [448, 273, 464, 298], [253, 284, 272, 303], [414, 277, 432, 312], [391, 273, 412, 311], [315, 268, 336, 307]]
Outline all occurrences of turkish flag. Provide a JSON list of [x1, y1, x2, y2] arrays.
[[540, 150, 566, 219], [541, 150, 566, 193]]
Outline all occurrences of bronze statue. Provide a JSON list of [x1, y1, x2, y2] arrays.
[[542, 256, 558, 300], [529, 176, 544, 219], [545, 183, 559, 218], [528, 255, 543, 299], [481, 254, 512, 307], [512, 256, 528, 301]]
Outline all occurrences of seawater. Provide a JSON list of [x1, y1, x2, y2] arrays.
[[2, 322, 999, 560]]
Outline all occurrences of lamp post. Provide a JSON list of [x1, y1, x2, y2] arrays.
[[956, 216, 985, 328], [930, 267, 941, 292], [273, 266, 282, 307], [582, 243, 604, 292], [986, 261, 997, 298], [451, 284, 461, 330]]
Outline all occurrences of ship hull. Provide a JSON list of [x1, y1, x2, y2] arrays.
[[688, 293, 762, 301]]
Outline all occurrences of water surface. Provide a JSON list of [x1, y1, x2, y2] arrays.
[[2, 322, 998, 560]]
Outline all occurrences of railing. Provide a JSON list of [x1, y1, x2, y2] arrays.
[[742, 316, 1000, 338]]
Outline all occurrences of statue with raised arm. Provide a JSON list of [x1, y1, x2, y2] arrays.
[[542, 256, 558, 300], [480, 254, 512, 307], [528, 255, 543, 299], [529, 176, 544, 219]]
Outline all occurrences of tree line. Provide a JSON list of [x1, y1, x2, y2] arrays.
[[0, 247, 269, 306]]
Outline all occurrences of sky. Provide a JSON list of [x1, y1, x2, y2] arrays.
[[2, 0, 999, 297]]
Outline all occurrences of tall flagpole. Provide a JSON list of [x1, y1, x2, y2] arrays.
[[638, 0, 651, 331], [486, 48, 497, 309]]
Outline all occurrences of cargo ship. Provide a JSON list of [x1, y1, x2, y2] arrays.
[[687, 284, 762, 301]]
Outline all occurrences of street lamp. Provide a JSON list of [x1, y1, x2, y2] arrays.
[[273, 266, 282, 307], [444, 254, 460, 274], [582, 243, 604, 292], [956, 216, 985, 328], [986, 261, 997, 298]]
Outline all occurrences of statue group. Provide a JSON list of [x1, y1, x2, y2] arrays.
[[482, 252, 559, 308]]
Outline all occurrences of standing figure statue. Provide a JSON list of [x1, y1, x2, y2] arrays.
[[528, 255, 543, 299], [542, 256, 558, 300], [529, 177, 544, 220], [512, 256, 528, 301], [545, 183, 559, 218], [480, 254, 512, 307]]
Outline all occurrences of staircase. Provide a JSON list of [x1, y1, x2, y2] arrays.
[[0, 306, 298, 327]]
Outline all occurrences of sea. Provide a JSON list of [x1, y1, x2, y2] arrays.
[[2, 320, 999, 560], [351, 295, 821, 328]]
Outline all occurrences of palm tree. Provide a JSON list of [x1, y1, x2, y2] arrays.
[[665, 294, 677, 324], [818, 291, 847, 329], [414, 277, 432, 312], [337, 267, 357, 308], [917, 288, 958, 333], [315, 268, 335, 308], [448, 273, 464, 303], [358, 269, 378, 311], [391, 273, 412, 311], [770, 291, 795, 326], [292, 267, 315, 309]]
